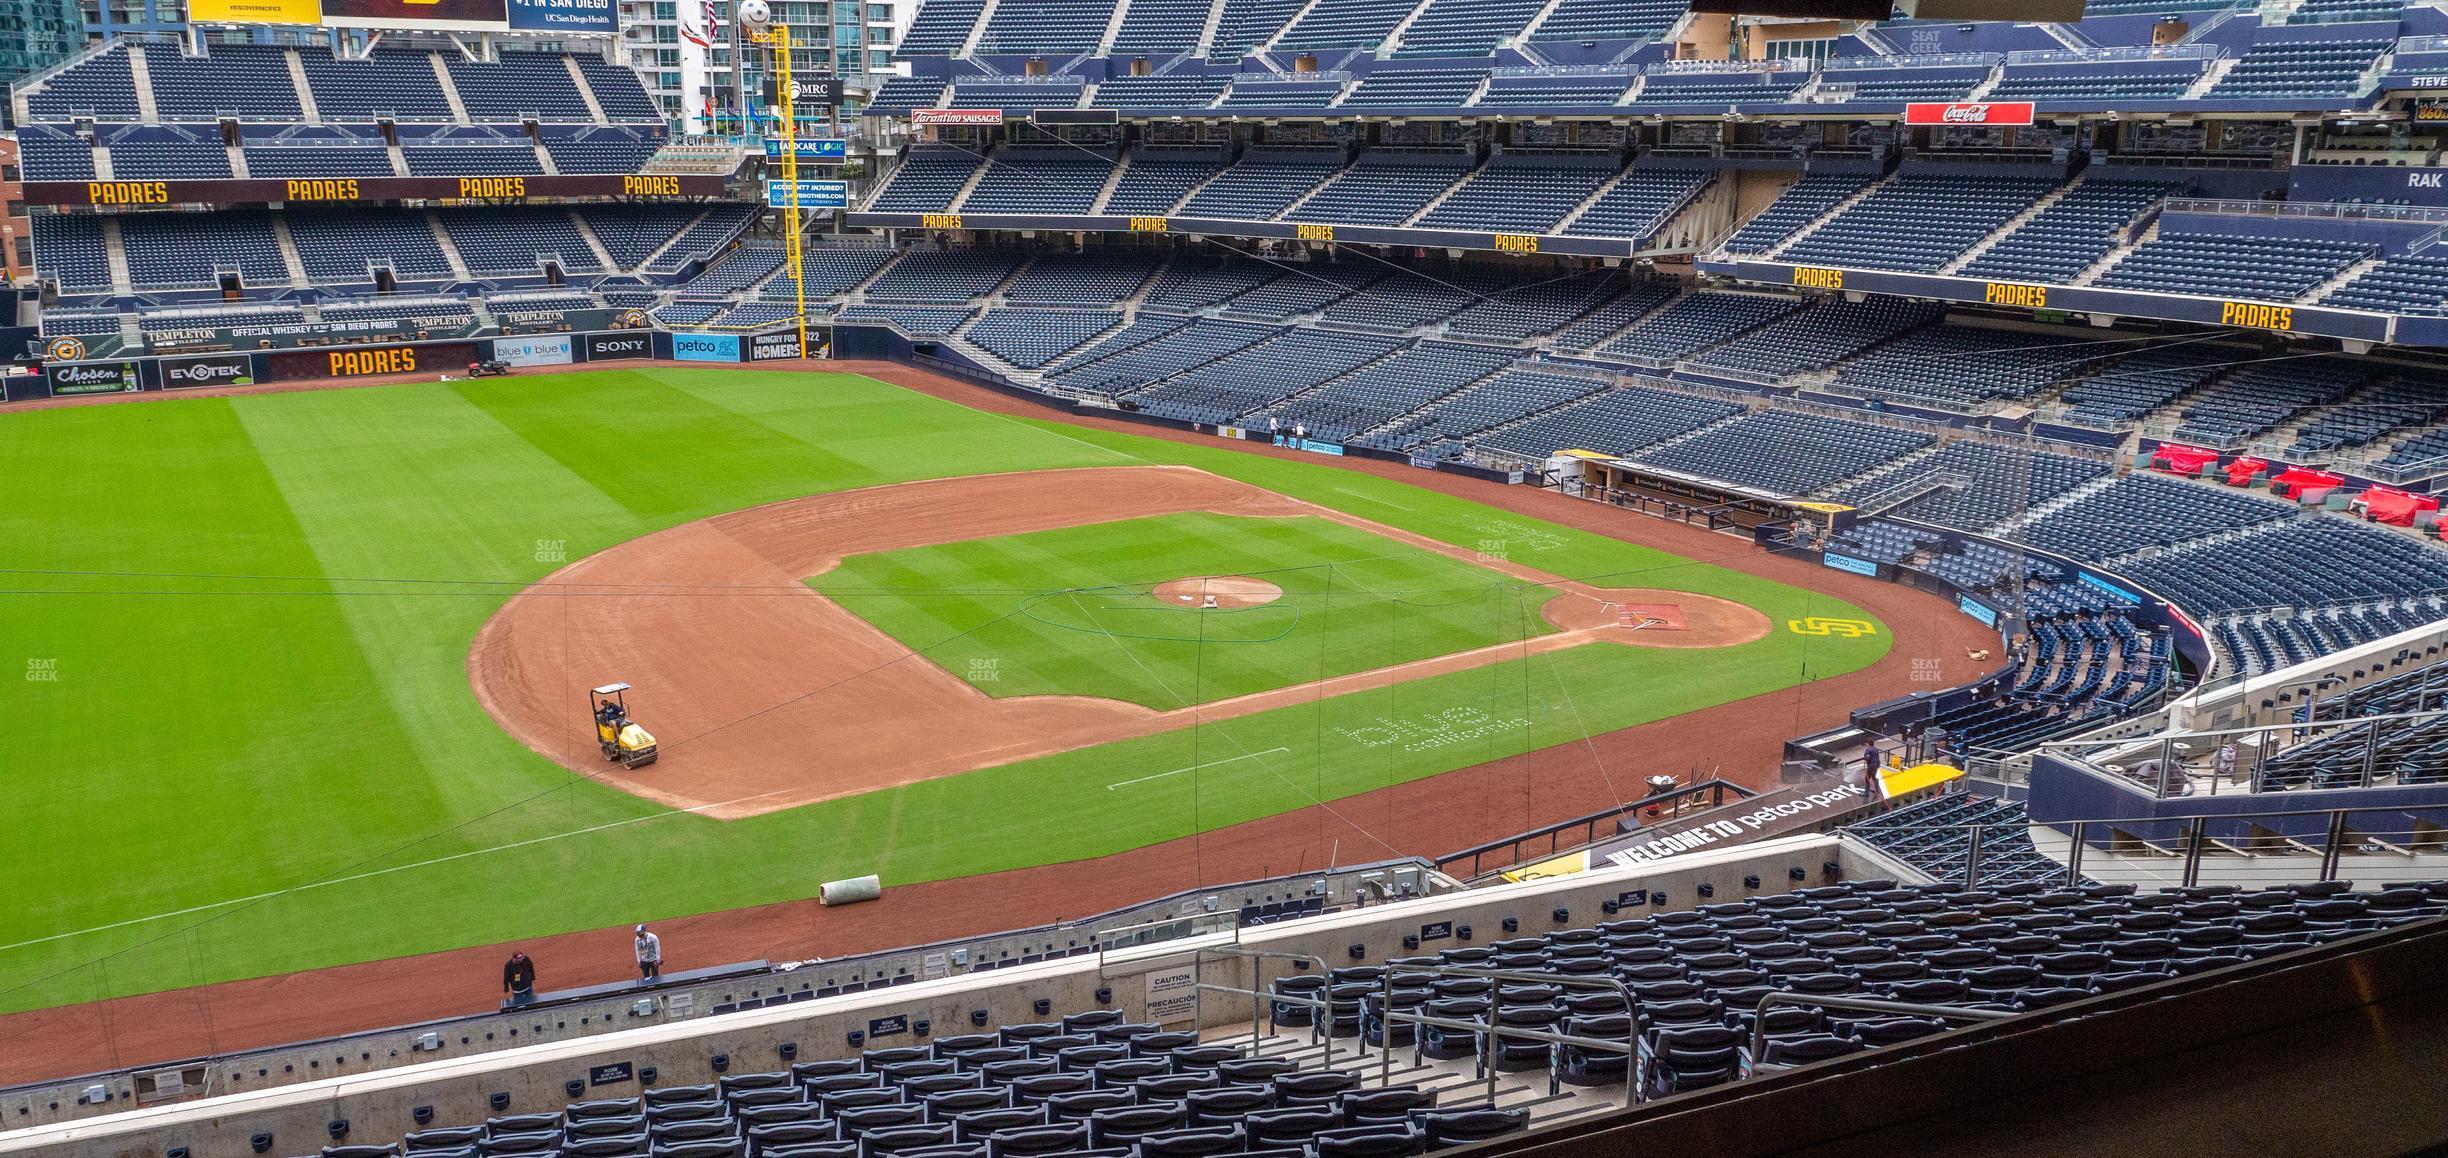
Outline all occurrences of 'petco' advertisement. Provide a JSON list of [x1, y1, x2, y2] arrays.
[[672, 333, 741, 363], [162, 353, 256, 389], [749, 331, 804, 361], [493, 334, 575, 367], [47, 361, 139, 396]]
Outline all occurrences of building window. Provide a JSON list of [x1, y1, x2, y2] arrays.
[[1762, 37, 1831, 67]]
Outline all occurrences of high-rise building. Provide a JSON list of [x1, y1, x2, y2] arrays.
[[75, 0, 184, 40], [1, 0, 86, 83], [617, 0, 895, 126]]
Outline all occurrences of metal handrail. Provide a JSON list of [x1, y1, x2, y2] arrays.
[[1194, 945, 1342, 1065], [1743, 993, 2011, 1066], [2002, 44, 2218, 65], [1372, 964, 1642, 1104], [2160, 197, 2448, 225], [1824, 51, 2000, 70], [1434, 778, 1754, 879]]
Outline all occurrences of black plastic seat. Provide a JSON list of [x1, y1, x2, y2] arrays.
[[979, 1122, 1085, 1156], [1851, 1016, 1948, 1045], [1418, 1107, 1528, 1147], [1244, 1105, 1341, 1149], [1760, 1034, 1864, 1066]]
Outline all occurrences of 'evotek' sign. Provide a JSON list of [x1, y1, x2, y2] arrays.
[[163, 353, 255, 389]]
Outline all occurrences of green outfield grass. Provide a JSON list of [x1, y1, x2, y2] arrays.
[[0, 368, 1891, 1013], [815, 512, 1557, 709]]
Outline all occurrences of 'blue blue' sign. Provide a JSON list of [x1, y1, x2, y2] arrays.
[[1957, 595, 2000, 628], [765, 179, 849, 209], [1821, 552, 1879, 578]]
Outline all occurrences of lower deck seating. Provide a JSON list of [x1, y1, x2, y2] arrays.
[[1848, 795, 2070, 885], [1630, 410, 1934, 496], [1829, 441, 2113, 532], [963, 309, 1125, 368]]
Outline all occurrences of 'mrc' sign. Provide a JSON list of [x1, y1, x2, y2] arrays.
[[1903, 101, 2036, 126]]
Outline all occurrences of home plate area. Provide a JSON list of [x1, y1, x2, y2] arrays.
[[1610, 602, 1688, 631]]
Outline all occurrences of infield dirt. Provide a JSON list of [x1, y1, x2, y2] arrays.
[[468, 464, 1769, 818]]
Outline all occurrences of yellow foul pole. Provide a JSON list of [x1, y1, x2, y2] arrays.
[[765, 25, 808, 358]]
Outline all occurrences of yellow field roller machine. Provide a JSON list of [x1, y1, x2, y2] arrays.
[[589, 682, 659, 769]]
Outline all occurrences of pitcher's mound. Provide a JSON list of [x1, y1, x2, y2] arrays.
[[1152, 575, 1284, 610]]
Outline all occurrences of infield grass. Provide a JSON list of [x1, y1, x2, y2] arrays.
[[0, 367, 1892, 1012], [815, 512, 1556, 708]]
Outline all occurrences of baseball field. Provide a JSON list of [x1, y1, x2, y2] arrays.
[[0, 365, 1892, 1017]]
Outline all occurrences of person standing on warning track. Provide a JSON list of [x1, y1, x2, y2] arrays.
[[503, 950, 538, 1005], [634, 924, 663, 982]]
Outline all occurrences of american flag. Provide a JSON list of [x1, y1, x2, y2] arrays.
[[680, 0, 716, 48]]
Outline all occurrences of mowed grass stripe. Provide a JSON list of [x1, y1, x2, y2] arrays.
[[231, 384, 653, 826], [0, 400, 438, 949], [815, 513, 1553, 709]]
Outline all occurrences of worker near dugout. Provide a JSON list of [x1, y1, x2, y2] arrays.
[[634, 924, 663, 982], [503, 950, 538, 1006]]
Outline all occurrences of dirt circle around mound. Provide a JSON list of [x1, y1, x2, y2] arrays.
[[1150, 575, 1284, 610]]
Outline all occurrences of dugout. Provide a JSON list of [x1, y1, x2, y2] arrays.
[[1545, 449, 1858, 536]]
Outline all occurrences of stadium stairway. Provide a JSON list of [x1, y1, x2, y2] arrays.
[[126, 45, 162, 120], [1971, 470, 2125, 539], [425, 211, 478, 281], [270, 216, 310, 286], [433, 55, 474, 121], [631, 210, 718, 273], [2309, 253, 2389, 305], [946, 161, 998, 214], [102, 219, 134, 296], [566, 216, 621, 273], [1755, 174, 1888, 260], [2071, 218, 2156, 286], [1939, 178, 2088, 275], [562, 55, 612, 123], [1089, 155, 1135, 214]]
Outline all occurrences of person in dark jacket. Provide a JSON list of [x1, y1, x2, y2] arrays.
[[504, 951, 538, 1005]]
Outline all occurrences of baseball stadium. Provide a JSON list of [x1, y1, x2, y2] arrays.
[[3, 0, 2448, 1152]]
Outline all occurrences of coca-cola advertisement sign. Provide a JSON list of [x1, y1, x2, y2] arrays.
[[1904, 101, 2036, 126]]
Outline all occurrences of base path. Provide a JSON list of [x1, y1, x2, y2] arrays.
[[0, 361, 2005, 1087], [469, 464, 1767, 818]]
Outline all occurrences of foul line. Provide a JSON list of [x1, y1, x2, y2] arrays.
[[1105, 747, 1292, 790], [1333, 486, 1414, 511], [0, 787, 805, 955]]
